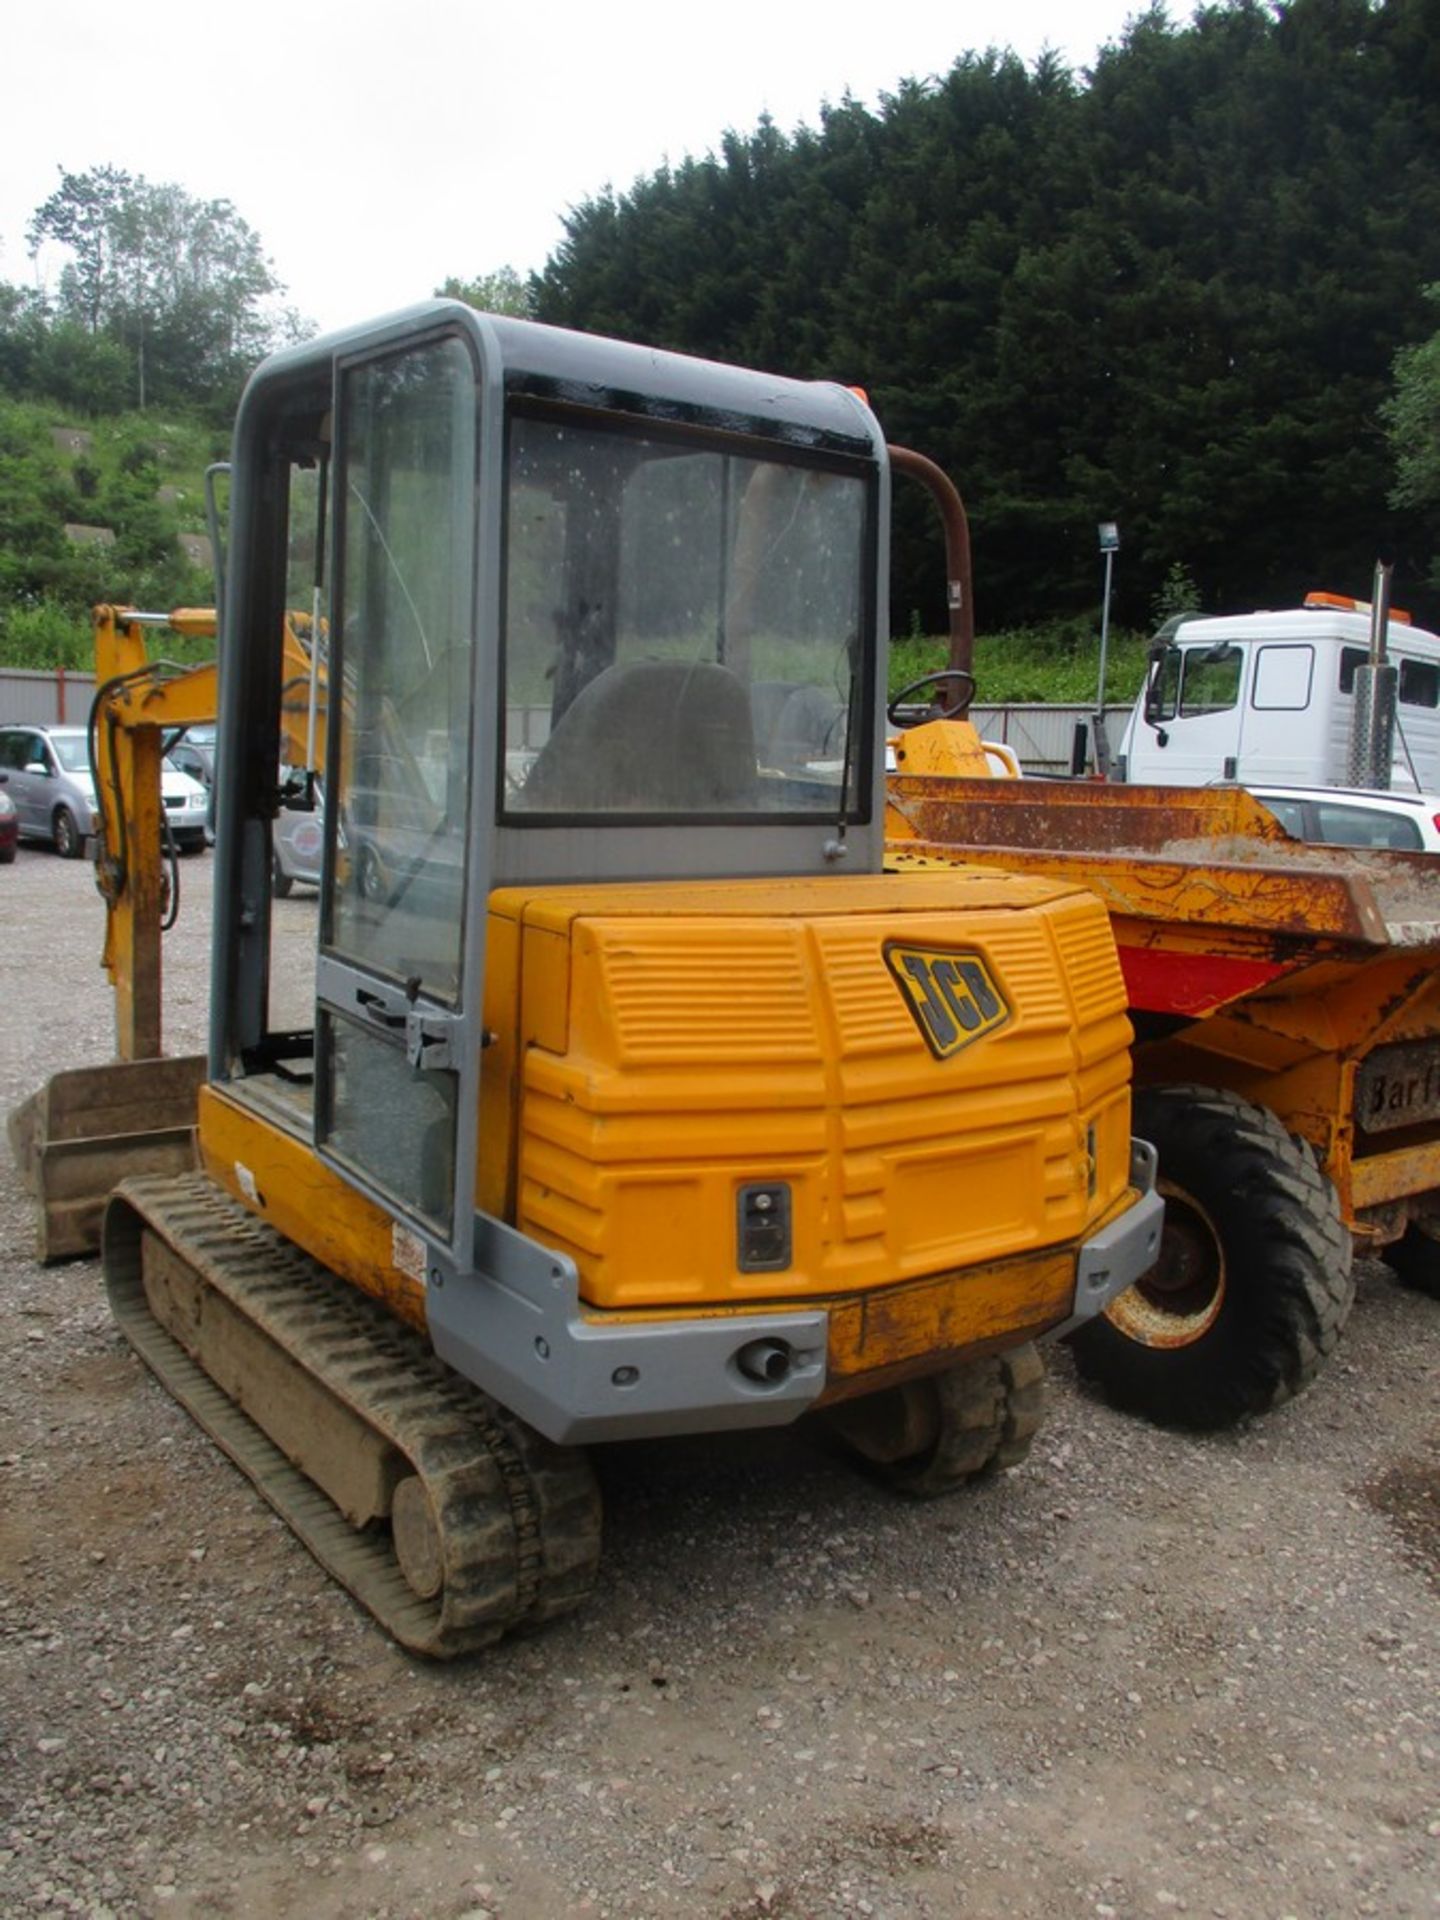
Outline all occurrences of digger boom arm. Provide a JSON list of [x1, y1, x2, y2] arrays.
[[91, 605, 326, 1061]]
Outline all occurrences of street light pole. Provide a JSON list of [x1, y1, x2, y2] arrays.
[[1096, 521, 1119, 713], [1094, 521, 1120, 775]]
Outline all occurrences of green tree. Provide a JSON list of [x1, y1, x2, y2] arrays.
[[1386, 283, 1440, 589], [28, 165, 285, 411], [1150, 561, 1204, 627], [532, 1, 1440, 633], [1, 279, 134, 412], [436, 267, 534, 317], [1387, 284, 1440, 510]]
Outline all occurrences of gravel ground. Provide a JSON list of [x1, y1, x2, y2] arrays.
[[2, 845, 1438, 1920]]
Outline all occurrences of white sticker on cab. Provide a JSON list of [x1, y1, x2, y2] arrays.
[[392, 1222, 427, 1284]]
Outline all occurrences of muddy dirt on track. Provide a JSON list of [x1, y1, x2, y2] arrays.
[[2, 847, 1438, 1920]]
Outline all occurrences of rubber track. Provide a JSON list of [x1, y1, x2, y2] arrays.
[[105, 1172, 600, 1657]]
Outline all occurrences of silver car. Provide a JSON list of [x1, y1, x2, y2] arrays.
[[0, 723, 101, 857], [158, 754, 210, 852], [0, 723, 210, 857], [165, 722, 217, 791]]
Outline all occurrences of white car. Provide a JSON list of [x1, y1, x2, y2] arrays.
[[1247, 784, 1440, 854], [160, 756, 211, 852]]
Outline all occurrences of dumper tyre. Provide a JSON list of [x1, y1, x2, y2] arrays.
[[823, 1344, 1046, 1498], [1069, 1086, 1353, 1430], [1385, 1225, 1440, 1300]]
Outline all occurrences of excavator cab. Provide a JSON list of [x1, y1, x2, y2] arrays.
[[213, 306, 885, 1267], [76, 303, 1161, 1654]]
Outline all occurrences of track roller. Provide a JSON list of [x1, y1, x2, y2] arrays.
[[103, 1172, 601, 1657]]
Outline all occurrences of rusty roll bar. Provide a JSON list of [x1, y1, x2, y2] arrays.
[[887, 445, 975, 711]]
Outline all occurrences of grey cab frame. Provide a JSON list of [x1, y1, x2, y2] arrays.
[[209, 301, 889, 1283]]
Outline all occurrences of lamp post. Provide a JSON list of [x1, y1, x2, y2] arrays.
[[1096, 521, 1120, 717]]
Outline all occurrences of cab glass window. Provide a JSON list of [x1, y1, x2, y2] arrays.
[[1143, 649, 1181, 724], [1251, 645, 1313, 710], [1338, 647, 1366, 693], [1338, 648, 1438, 708], [1178, 646, 1242, 717], [1310, 801, 1422, 851], [328, 335, 477, 1003], [1400, 658, 1439, 708], [501, 411, 871, 819], [1255, 793, 1306, 836], [50, 734, 91, 773]]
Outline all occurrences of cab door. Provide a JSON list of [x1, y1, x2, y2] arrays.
[[313, 332, 485, 1267], [1137, 642, 1248, 782]]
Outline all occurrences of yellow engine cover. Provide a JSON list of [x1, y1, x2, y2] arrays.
[[484, 870, 1134, 1312]]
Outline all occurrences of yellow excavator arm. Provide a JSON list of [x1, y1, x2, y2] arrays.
[[90, 604, 326, 1061]]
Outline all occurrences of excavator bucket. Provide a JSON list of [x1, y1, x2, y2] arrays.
[[7, 1054, 206, 1262]]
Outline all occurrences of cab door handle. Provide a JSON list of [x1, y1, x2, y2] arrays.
[[356, 989, 406, 1030]]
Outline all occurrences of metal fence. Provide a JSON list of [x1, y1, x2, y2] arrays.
[[0, 667, 98, 727], [969, 703, 1130, 774], [506, 702, 1131, 775], [4, 668, 1130, 775]]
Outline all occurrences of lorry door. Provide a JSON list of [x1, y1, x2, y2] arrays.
[[312, 333, 483, 1269], [1127, 641, 1249, 784], [1242, 643, 1320, 781]]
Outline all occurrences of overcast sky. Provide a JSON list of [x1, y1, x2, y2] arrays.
[[3, 0, 1150, 338]]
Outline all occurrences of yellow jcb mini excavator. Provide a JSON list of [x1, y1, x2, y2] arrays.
[[28, 304, 1163, 1654]]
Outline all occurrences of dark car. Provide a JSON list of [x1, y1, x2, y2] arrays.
[[166, 724, 217, 791], [0, 787, 17, 863], [344, 782, 463, 913]]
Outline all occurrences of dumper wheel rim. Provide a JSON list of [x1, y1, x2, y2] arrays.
[[1102, 1183, 1227, 1348], [824, 1344, 1045, 1498], [53, 805, 83, 859], [1069, 1085, 1353, 1430], [1385, 1224, 1440, 1301]]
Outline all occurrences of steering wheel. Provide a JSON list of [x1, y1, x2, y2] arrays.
[[886, 668, 977, 729]]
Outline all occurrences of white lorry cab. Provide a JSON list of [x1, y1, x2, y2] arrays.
[[1117, 593, 1440, 791]]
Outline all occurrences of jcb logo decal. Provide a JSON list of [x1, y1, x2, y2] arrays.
[[885, 945, 1010, 1059]]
